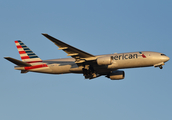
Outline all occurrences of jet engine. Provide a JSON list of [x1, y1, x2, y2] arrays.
[[106, 71, 125, 80], [97, 56, 113, 65]]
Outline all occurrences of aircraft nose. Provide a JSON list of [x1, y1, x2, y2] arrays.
[[167, 56, 170, 61], [161, 56, 170, 62]]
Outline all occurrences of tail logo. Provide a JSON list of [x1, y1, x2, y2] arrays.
[[15, 40, 42, 63]]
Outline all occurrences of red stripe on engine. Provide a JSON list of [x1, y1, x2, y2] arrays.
[[21, 56, 30, 59], [17, 45, 22, 49], [19, 51, 26, 54], [26, 61, 43, 63], [25, 64, 48, 70]]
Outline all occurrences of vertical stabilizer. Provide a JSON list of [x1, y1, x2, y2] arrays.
[[15, 40, 42, 63]]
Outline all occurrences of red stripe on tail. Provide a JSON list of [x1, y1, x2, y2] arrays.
[[19, 51, 26, 54], [17, 45, 22, 49], [26, 61, 43, 63], [21, 56, 30, 59]]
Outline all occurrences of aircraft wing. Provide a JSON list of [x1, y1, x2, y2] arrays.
[[42, 33, 96, 63]]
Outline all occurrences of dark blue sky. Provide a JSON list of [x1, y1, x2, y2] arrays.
[[1, 0, 172, 120]]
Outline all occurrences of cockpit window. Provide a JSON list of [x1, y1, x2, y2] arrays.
[[161, 54, 166, 56]]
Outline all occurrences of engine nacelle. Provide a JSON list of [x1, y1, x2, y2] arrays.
[[107, 71, 125, 80], [97, 56, 113, 65]]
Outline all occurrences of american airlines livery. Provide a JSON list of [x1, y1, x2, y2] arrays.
[[4, 34, 170, 80]]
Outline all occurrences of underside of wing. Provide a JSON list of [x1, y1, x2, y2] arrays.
[[42, 33, 96, 63]]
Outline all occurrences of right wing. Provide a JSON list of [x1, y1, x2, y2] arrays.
[[42, 33, 97, 63]]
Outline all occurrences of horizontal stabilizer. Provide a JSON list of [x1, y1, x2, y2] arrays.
[[4, 57, 32, 67], [21, 70, 28, 73]]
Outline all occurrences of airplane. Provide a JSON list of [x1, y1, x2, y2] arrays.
[[4, 33, 170, 80]]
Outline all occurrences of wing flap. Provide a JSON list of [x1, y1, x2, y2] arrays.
[[67, 53, 79, 56], [58, 47, 68, 50]]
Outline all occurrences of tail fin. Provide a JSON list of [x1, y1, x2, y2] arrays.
[[15, 40, 42, 63]]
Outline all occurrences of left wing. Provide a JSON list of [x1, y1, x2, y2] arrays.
[[42, 33, 96, 63]]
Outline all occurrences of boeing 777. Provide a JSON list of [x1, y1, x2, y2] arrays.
[[4, 34, 170, 80]]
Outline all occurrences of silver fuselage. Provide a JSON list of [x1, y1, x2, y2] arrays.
[[20, 51, 169, 74]]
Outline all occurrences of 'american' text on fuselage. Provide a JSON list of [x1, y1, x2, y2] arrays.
[[113, 54, 138, 60]]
